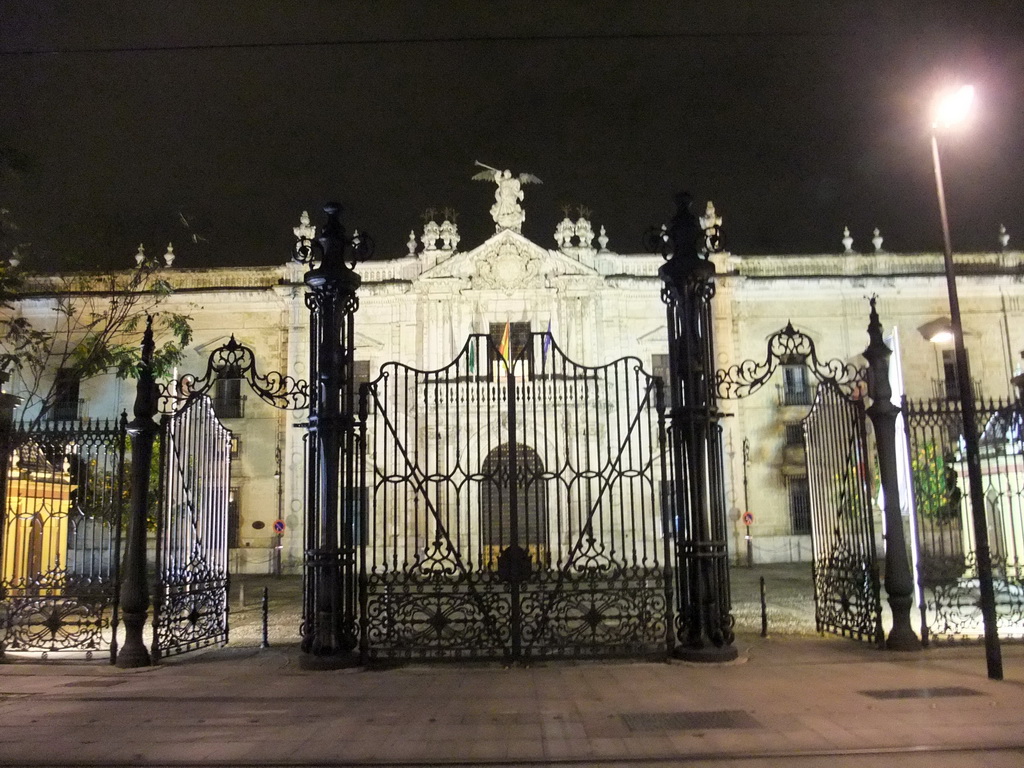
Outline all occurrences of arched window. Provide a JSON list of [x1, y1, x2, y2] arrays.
[[480, 443, 547, 568]]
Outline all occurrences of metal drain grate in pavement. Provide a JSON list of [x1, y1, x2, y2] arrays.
[[621, 710, 761, 731], [859, 686, 982, 700], [63, 679, 126, 688]]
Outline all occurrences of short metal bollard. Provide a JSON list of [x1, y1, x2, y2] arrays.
[[261, 586, 270, 648], [759, 576, 768, 638]]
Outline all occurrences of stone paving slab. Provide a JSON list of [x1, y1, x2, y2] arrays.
[[2, 633, 1024, 766]]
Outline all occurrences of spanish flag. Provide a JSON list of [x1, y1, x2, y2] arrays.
[[499, 320, 511, 363]]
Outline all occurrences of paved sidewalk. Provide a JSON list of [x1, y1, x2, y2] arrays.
[[2, 632, 1023, 767]]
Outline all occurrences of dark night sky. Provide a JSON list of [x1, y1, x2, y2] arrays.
[[1, 1, 1022, 271]]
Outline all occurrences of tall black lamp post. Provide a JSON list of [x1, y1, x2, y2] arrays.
[[929, 85, 1002, 680]]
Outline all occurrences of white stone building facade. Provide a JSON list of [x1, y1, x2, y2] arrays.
[[8, 201, 1024, 574]]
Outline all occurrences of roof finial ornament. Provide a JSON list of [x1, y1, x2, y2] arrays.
[[842, 226, 854, 254], [575, 208, 595, 250], [700, 201, 723, 254], [472, 161, 542, 234], [554, 215, 574, 249], [439, 217, 460, 251], [135, 243, 146, 267], [1000, 224, 1010, 250], [163, 242, 175, 267], [872, 227, 884, 253], [421, 219, 440, 251], [292, 211, 316, 263], [407, 230, 417, 256]]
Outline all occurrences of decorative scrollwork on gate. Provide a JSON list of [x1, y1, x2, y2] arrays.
[[715, 321, 865, 400], [157, 335, 309, 412]]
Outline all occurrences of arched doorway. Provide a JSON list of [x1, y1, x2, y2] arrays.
[[480, 443, 547, 568]]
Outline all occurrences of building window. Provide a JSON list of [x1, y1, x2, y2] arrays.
[[780, 359, 813, 406], [788, 477, 812, 535], [941, 349, 959, 400], [784, 423, 804, 446], [51, 368, 81, 421], [228, 487, 241, 548], [343, 486, 368, 547], [488, 322, 533, 374], [651, 354, 673, 408], [347, 360, 371, 412], [213, 377, 245, 419], [229, 434, 241, 459]]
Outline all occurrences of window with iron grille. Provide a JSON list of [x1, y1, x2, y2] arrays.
[[651, 354, 673, 408], [51, 368, 81, 421], [348, 360, 371, 411], [781, 360, 812, 406], [228, 487, 241, 548], [213, 377, 245, 419], [788, 477, 812, 535], [344, 486, 368, 546], [784, 423, 804, 446]]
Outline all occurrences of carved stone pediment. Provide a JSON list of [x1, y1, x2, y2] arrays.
[[418, 228, 599, 290]]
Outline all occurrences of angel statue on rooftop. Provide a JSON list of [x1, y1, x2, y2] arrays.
[[472, 161, 542, 233]]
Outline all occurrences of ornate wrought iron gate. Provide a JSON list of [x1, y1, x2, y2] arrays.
[[0, 418, 127, 659], [151, 394, 232, 660], [717, 322, 883, 644], [803, 381, 883, 643], [359, 333, 670, 661], [145, 336, 307, 661]]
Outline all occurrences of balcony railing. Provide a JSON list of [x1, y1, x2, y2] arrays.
[[777, 383, 816, 407], [931, 377, 984, 402]]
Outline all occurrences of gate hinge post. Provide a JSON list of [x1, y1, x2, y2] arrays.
[[299, 202, 366, 669], [864, 297, 921, 651], [653, 192, 738, 663], [117, 317, 158, 668], [0, 370, 21, 661]]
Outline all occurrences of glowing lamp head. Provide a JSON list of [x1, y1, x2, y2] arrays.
[[918, 317, 955, 344], [933, 85, 975, 131]]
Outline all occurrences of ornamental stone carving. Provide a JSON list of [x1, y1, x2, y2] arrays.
[[842, 226, 855, 254], [439, 219, 460, 251], [575, 217, 595, 249], [475, 240, 541, 289], [421, 220, 440, 251], [554, 217, 575, 249], [872, 228, 884, 253]]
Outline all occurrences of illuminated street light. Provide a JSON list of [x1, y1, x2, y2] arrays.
[[916, 317, 954, 345], [933, 84, 975, 130], [929, 84, 1003, 680]]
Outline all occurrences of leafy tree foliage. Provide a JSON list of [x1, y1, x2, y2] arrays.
[[0, 258, 192, 425]]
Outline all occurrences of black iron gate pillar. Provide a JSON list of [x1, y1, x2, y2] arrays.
[[116, 317, 158, 668], [863, 298, 921, 651], [655, 193, 737, 662], [0, 371, 21, 660], [299, 203, 362, 666]]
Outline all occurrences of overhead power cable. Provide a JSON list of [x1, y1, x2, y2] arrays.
[[0, 29, 852, 57]]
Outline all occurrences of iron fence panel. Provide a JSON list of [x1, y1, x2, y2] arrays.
[[904, 395, 1024, 643], [1, 417, 126, 659]]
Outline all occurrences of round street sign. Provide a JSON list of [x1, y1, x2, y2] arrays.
[[742, 511, 754, 526], [273, 519, 286, 534]]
